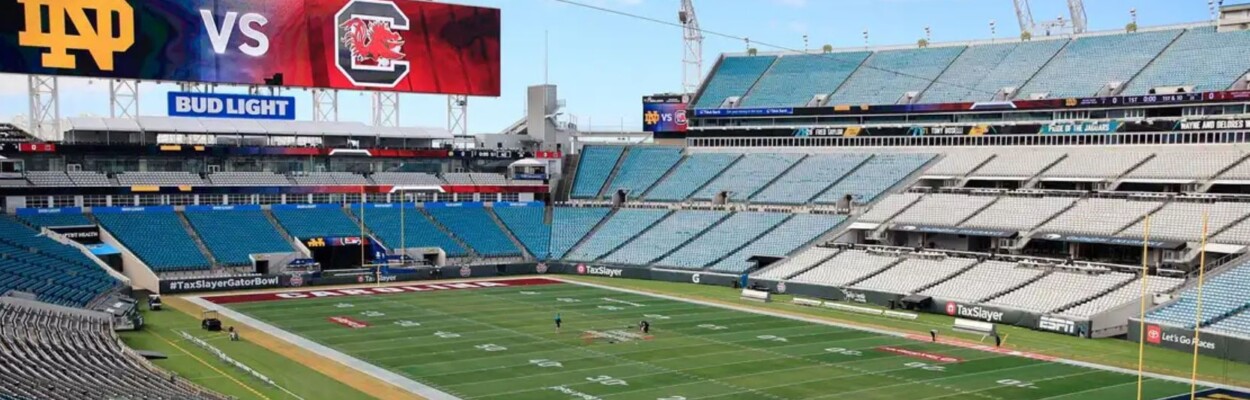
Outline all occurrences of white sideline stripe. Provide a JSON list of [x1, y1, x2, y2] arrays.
[[184, 296, 461, 400], [554, 277, 1250, 394]]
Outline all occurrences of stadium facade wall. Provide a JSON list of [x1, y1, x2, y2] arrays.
[[1128, 320, 1250, 364]]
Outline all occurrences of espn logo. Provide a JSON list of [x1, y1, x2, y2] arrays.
[[945, 302, 957, 316], [1146, 325, 1163, 344], [1038, 316, 1076, 335]]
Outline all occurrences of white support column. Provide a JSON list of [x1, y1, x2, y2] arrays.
[[448, 94, 468, 145], [27, 75, 60, 142], [109, 80, 139, 119], [313, 89, 340, 122], [372, 92, 399, 127]]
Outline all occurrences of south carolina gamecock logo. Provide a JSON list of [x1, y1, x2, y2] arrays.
[[459, 266, 472, 278], [776, 282, 786, 293], [335, 0, 410, 88], [535, 263, 548, 274]]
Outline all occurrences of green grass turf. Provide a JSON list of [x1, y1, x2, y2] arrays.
[[118, 304, 373, 400], [221, 280, 1213, 400], [562, 275, 1250, 388]]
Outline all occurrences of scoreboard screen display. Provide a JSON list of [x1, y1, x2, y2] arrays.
[[642, 94, 689, 133]]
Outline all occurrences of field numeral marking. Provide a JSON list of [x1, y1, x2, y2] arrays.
[[697, 324, 727, 331], [557, 298, 580, 303], [519, 291, 540, 295], [903, 362, 945, 372], [334, 303, 354, 308], [475, 343, 507, 352], [394, 320, 421, 327], [756, 335, 788, 343], [996, 379, 1039, 389], [360, 311, 385, 317], [586, 375, 628, 386], [643, 314, 671, 320], [529, 359, 563, 368], [658, 397, 686, 400], [824, 347, 862, 356], [598, 305, 623, 311], [434, 331, 460, 339]]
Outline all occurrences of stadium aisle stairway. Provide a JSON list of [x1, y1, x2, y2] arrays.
[[271, 207, 362, 238], [350, 206, 468, 258], [601, 147, 684, 199], [548, 207, 611, 259], [424, 205, 521, 257], [492, 204, 551, 259], [571, 146, 625, 199]]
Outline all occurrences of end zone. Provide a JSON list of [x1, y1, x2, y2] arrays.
[[201, 277, 563, 304]]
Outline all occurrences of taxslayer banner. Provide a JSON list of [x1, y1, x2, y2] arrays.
[[0, 0, 500, 96], [161, 275, 286, 294]]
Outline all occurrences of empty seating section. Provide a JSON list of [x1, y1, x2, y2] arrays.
[[1119, 202, 1248, 243], [354, 207, 467, 257], [425, 206, 519, 257], [852, 256, 977, 294], [815, 154, 933, 204], [1216, 158, 1250, 181], [371, 172, 445, 186], [752, 247, 839, 280], [921, 261, 1044, 303], [645, 153, 740, 201], [0, 299, 229, 400], [25, 171, 74, 186], [1210, 307, 1250, 337], [469, 173, 507, 185], [741, 52, 870, 107], [207, 172, 290, 186], [548, 207, 610, 259], [693, 153, 804, 201], [827, 46, 965, 105], [658, 212, 787, 269], [986, 271, 1134, 314], [970, 151, 1062, 178], [0, 217, 119, 307], [752, 154, 869, 204], [859, 193, 922, 223], [441, 173, 476, 185], [603, 147, 683, 199], [601, 210, 727, 265], [116, 171, 204, 185], [1059, 276, 1184, 319], [1125, 151, 1244, 181], [1147, 262, 1250, 328], [565, 209, 669, 262], [789, 250, 898, 287], [67, 171, 111, 186], [493, 206, 550, 258], [922, 39, 1066, 103], [96, 212, 210, 271], [271, 207, 361, 238], [572, 146, 625, 198], [290, 172, 368, 185], [1040, 151, 1150, 180], [1017, 30, 1180, 98], [1213, 217, 1250, 245], [960, 196, 1077, 232], [1124, 27, 1250, 95], [18, 212, 92, 228], [1036, 198, 1161, 236], [694, 56, 778, 109], [185, 210, 293, 266], [891, 194, 996, 227], [710, 214, 845, 273], [921, 152, 994, 178]]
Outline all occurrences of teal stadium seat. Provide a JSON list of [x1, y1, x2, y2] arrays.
[[1123, 27, 1250, 95], [271, 207, 362, 238], [571, 146, 625, 199], [565, 208, 670, 262], [710, 214, 847, 273], [0, 216, 120, 307], [18, 212, 93, 228], [95, 212, 211, 272], [350, 205, 467, 257], [493, 205, 551, 258], [184, 210, 294, 266], [1016, 29, 1180, 98], [922, 39, 1066, 103], [425, 206, 520, 257], [644, 153, 740, 202], [601, 147, 683, 199], [741, 52, 870, 107], [827, 46, 965, 105], [694, 56, 778, 109], [548, 207, 611, 259]]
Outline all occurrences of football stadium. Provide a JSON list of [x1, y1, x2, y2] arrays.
[[4, 0, 1250, 399]]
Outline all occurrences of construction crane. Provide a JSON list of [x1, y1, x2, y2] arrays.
[[1014, 0, 1087, 37], [679, 0, 703, 95]]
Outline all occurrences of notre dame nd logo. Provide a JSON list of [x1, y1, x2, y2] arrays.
[[17, 0, 135, 71], [644, 110, 661, 126]]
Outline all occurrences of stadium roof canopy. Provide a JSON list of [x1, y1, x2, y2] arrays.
[[62, 116, 452, 140]]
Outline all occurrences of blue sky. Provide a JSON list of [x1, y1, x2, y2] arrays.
[[0, 0, 1216, 134]]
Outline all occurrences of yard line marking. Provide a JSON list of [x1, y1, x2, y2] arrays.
[[915, 369, 1104, 400]]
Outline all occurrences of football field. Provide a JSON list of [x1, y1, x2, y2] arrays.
[[201, 278, 1220, 400]]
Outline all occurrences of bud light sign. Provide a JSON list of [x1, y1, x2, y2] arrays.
[[169, 92, 296, 120]]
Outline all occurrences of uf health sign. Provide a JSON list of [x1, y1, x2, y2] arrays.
[[168, 92, 295, 120]]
